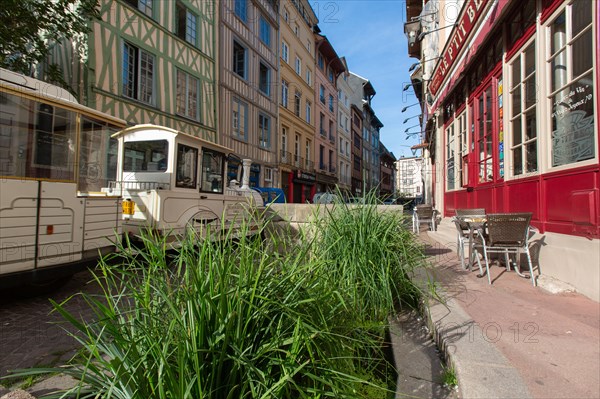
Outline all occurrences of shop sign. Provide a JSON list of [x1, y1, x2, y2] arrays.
[[294, 170, 316, 183], [551, 81, 595, 166], [429, 0, 489, 96]]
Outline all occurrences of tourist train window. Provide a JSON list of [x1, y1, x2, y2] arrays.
[[509, 40, 538, 176], [232, 97, 247, 141], [79, 117, 120, 191], [176, 69, 200, 121], [122, 42, 155, 105], [547, 2, 595, 168], [124, 140, 168, 172], [176, 144, 198, 189], [200, 149, 224, 193]]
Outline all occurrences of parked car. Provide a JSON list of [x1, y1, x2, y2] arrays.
[[312, 192, 339, 204]]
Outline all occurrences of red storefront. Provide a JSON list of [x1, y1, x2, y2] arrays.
[[418, 0, 599, 299]]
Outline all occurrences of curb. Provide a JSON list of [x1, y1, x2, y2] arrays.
[[421, 235, 532, 399]]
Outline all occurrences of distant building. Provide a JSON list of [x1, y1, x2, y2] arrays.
[[395, 157, 423, 201], [336, 59, 352, 194], [379, 143, 396, 197]]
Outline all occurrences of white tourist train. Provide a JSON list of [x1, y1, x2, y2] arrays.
[[0, 68, 262, 289]]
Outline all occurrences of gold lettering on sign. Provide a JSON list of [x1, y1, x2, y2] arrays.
[[467, 5, 475, 22]]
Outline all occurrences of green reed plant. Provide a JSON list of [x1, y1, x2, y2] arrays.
[[9, 209, 392, 399], [310, 189, 426, 324]]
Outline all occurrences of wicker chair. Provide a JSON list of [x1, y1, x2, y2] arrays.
[[413, 204, 436, 234], [453, 209, 486, 269], [473, 212, 536, 286]]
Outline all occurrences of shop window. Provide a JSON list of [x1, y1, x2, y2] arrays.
[[457, 112, 467, 187], [509, 40, 538, 176], [507, 0, 536, 49], [477, 86, 494, 183], [547, 3, 595, 167], [446, 122, 456, 190]]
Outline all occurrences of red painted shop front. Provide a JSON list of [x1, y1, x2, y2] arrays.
[[438, 0, 599, 239]]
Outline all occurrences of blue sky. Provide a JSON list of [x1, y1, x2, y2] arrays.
[[308, 0, 421, 159]]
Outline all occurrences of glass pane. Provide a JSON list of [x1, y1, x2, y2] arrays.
[[526, 141, 538, 173], [201, 149, 224, 193], [525, 110, 536, 140], [176, 144, 198, 189], [572, 1, 592, 33], [524, 43, 535, 76], [513, 147, 523, 175], [79, 118, 120, 191], [551, 50, 568, 92], [176, 70, 186, 116], [124, 140, 168, 172], [0, 94, 33, 178], [525, 74, 536, 108], [550, 12, 566, 55], [512, 119, 522, 145], [34, 104, 76, 180], [512, 85, 521, 116], [572, 29, 593, 77], [511, 58, 521, 87]]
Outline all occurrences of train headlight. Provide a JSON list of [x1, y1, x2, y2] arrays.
[[123, 198, 135, 216]]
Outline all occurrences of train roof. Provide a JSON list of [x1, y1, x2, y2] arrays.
[[0, 68, 126, 126], [113, 124, 234, 154]]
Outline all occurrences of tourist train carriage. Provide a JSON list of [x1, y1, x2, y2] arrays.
[[106, 124, 264, 241]]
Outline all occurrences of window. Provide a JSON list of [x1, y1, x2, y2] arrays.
[[124, 0, 153, 18], [264, 168, 273, 187], [259, 62, 271, 96], [305, 140, 311, 162], [294, 134, 300, 165], [281, 127, 287, 152], [176, 69, 200, 120], [259, 16, 271, 46], [200, 149, 224, 193], [354, 156, 361, 171], [176, 1, 198, 46], [124, 140, 168, 172], [305, 101, 311, 124], [283, 8, 289, 23], [319, 113, 325, 135], [258, 113, 271, 148], [477, 86, 493, 182], [547, 3, 595, 168], [509, 40, 537, 176], [281, 41, 289, 63], [329, 120, 334, 139], [234, 0, 247, 22], [457, 112, 467, 187], [122, 42, 155, 104], [317, 53, 324, 70], [295, 57, 301, 75], [328, 67, 334, 82], [328, 94, 334, 112], [294, 24, 299, 36], [319, 85, 325, 103], [446, 122, 456, 190], [319, 145, 325, 169], [32, 104, 76, 179], [232, 97, 248, 140], [176, 144, 198, 188], [306, 69, 311, 85], [306, 39, 311, 52], [281, 80, 288, 107], [294, 91, 301, 117], [233, 40, 246, 78]]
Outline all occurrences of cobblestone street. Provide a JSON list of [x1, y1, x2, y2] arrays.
[[0, 270, 101, 379]]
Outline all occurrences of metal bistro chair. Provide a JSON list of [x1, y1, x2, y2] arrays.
[[473, 212, 536, 286], [453, 209, 486, 269], [413, 204, 436, 234]]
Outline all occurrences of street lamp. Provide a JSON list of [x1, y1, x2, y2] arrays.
[[401, 101, 425, 113], [408, 56, 443, 72], [403, 79, 431, 91], [404, 19, 422, 48], [404, 124, 420, 133], [417, 24, 456, 41], [403, 115, 421, 124]]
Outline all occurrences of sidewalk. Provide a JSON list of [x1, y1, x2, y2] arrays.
[[421, 228, 600, 399]]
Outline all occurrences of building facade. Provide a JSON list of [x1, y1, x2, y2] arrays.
[[218, 0, 279, 188], [379, 143, 396, 197], [51, 0, 218, 140], [313, 33, 345, 193], [350, 104, 363, 196], [278, 0, 318, 203], [395, 156, 423, 201], [336, 61, 353, 194], [405, 0, 599, 300]]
